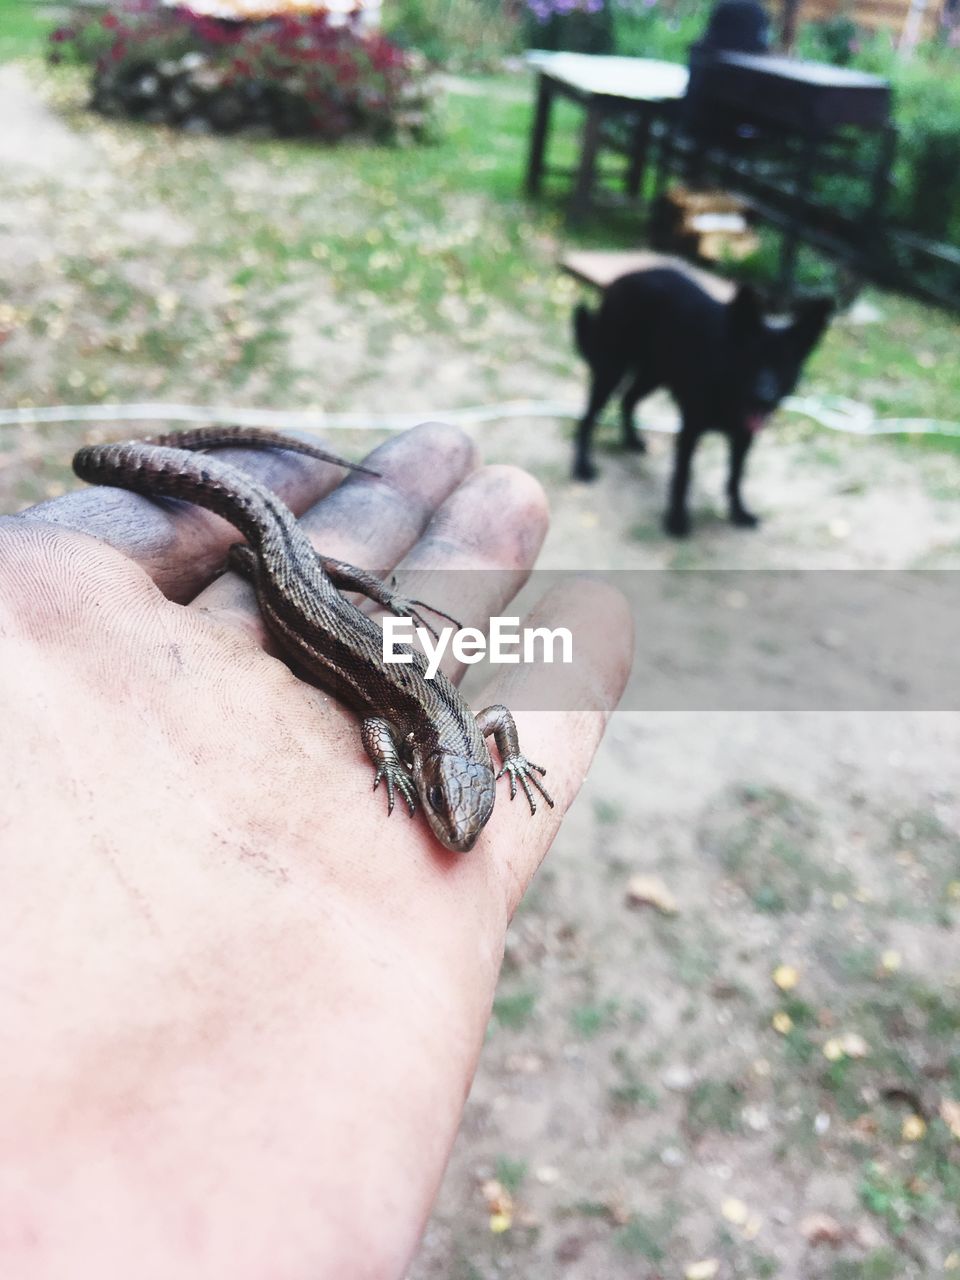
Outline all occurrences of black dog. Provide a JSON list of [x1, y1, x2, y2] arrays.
[[572, 268, 833, 537]]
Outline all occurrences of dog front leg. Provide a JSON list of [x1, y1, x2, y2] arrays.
[[664, 424, 698, 537], [727, 433, 759, 528]]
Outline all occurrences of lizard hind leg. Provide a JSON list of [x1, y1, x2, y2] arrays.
[[227, 542, 258, 578]]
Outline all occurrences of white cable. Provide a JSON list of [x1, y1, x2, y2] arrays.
[[2, 396, 960, 438]]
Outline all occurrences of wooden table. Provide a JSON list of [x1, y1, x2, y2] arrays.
[[524, 51, 688, 221]]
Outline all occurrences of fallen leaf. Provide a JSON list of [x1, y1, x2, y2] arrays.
[[800, 1212, 846, 1246], [902, 1114, 926, 1142], [772, 1011, 793, 1034], [625, 875, 678, 915], [773, 964, 799, 991], [481, 1179, 513, 1216], [880, 949, 902, 973], [939, 1097, 960, 1140], [489, 1211, 511, 1233]]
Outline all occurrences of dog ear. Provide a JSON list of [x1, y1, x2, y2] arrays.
[[729, 283, 763, 331], [793, 295, 834, 354]]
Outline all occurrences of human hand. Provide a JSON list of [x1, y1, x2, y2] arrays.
[[0, 423, 631, 1279]]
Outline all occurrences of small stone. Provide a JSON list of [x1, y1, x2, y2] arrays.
[[662, 1065, 695, 1092], [685, 1259, 719, 1280], [743, 1105, 769, 1132]]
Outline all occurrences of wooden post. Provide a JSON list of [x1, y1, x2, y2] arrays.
[[779, 0, 803, 51]]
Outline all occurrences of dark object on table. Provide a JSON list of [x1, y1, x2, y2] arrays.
[[655, 50, 893, 298], [571, 267, 833, 538], [685, 0, 771, 144]]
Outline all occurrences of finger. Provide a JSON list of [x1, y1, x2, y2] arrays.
[[22, 430, 374, 602], [474, 578, 634, 917], [366, 464, 551, 683], [192, 423, 478, 629]]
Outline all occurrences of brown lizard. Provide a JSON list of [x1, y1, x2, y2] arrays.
[[72, 427, 553, 852]]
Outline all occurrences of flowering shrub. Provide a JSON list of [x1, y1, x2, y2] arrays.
[[520, 0, 612, 54], [49, 1, 432, 142], [525, 0, 603, 20]]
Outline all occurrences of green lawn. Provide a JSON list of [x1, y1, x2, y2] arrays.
[[3, 28, 960, 453], [0, 0, 56, 62]]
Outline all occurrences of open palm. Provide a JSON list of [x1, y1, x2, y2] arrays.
[[0, 423, 631, 1279]]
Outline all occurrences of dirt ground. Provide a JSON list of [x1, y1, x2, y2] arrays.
[[2, 62, 959, 1279]]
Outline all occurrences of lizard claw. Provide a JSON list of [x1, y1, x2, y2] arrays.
[[372, 761, 417, 817], [496, 755, 555, 815], [387, 597, 461, 643]]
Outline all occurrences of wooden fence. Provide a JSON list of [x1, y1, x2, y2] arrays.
[[788, 0, 947, 42]]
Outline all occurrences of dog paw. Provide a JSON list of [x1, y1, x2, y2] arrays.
[[663, 510, 690, 538], [730, 507, 760, 529], [572, 461, 598, 482]]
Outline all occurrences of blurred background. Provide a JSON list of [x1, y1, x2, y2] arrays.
[[1, 0, 959, 1273]]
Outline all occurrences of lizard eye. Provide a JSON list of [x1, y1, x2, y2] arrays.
[[428, 785, 444, 813]]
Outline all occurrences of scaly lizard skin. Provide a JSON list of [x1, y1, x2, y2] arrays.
[[72, 428, 552, 852]]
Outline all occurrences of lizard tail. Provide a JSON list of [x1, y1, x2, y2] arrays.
[[72, 440, 312, 553], [146, 426, 379, 477]]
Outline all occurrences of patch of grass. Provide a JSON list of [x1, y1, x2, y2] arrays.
[[859, 1161, 936, 1236], [608, 1046, 658, 1112], [0, 2, 54, 61], [615, 1212, 666, 1261], [686, 1078, 745, 1135], [699, 784, 851, 914], [493, 1156, 527, 1194], [491, 990, 537, 1030], [592, 797, 623, 825], [832, 1251, 900, 1280], [570, 998, 619, 1039], [742, 1252, 778, 1279]]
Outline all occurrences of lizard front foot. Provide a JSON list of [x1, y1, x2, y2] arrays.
[[497, 755, 555, 815], [372, 760, 417, 817], [361, 716, 416, 817]]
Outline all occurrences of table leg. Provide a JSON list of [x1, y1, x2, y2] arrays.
[[625, 108, 650, 199], [525, 73, 553, 197], [569, 102, 603, 224]]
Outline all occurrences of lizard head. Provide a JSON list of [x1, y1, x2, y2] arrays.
[[415, 750, 497, 853]]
